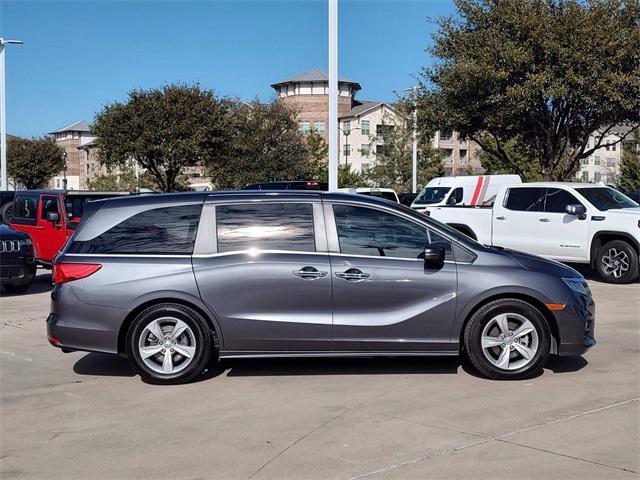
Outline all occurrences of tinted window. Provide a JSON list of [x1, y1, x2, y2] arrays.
[[359, 191, 398, 202], [413, 187, 450, 205], [12, 194, 38, 223], [217, 203, 315, 253], [504, 188, 544, 211], [543, 188, 582, 213], [450, 187, 463, 204], [41, 196, 60, 219], [67, 205, 201, 254], [333, 205, 450, 259], [576, 187, 638, 211]]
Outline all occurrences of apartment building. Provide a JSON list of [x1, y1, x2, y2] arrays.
[[48, 120, 94, 189], [576, 127, 633, 185], [273, 68, 483, 175], [273, 69, 405, 173], [433, 129, 482, 176]]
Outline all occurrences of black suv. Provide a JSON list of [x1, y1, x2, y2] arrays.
[[0, 225, 36, 294]]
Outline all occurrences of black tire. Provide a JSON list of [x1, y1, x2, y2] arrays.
[[2, 283, 31, 294], [595, 240, 639, 284], [126, 303, 213, 384], [1, 201, 13, 225], [464, 298, 551, 380]]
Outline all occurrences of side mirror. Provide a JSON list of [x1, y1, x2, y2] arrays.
[[423, 247, 445, 270], [46, 212, 60, 223], [566, 204, 586, 219], [446, 195, 457, 206]]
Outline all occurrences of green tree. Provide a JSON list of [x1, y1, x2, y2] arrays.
[[206, 100, 318, 189], [418, 0, 640, 181], [92, 84, 232, 192], [88, 163, 156, 192], [366, 104, 443, 191], [477, 134, 543, 181], [8, 136, 65, 189], [619, 140, 640, 192]]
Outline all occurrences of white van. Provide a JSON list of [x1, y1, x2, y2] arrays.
[[411, 175, 521, 213]]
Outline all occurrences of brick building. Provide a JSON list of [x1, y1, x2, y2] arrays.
[[273, 68, 482, 175], [48, 120, 94, 189]]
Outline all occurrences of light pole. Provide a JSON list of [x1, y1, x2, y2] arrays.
[[328, 0, 338, 191], [0, 38, 23, 191], [62, 152, 68, 190], [404, 86, 418, 194]]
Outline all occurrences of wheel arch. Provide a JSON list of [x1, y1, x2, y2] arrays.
[[117, 297, 221, 357], [458, 293, 561, 355], [590, 231, 640, 268], [447, 223, 477, 240]]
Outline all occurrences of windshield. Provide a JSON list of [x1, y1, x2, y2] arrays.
[[413, 187, 451, 205], [576, 187, 639, 211], [360, 191, 398, 202]]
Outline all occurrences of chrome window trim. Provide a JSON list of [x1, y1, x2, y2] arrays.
[[62, 253, 191, 258], [192, 249, 329, 259]]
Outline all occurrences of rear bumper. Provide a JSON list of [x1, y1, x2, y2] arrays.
[[0, 257, 36, 285], [47, 284, 125, 354]]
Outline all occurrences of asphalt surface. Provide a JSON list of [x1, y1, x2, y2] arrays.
[[0, 268, 638, 479]]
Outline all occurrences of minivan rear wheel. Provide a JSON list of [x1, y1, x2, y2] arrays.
[[464, 298, 550, 380], [126, 303, 212, 384]]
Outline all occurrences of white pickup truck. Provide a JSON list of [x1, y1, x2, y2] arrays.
[[426, 182, 640, 284]]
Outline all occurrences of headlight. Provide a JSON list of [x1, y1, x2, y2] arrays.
[[18, 238, 32, 247], [563, 277, 590, 296]]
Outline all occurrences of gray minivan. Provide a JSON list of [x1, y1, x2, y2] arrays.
[[47, 191, 595, 384]]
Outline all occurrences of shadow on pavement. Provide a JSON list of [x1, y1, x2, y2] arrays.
[[0, 270, 52, 297], [73, 352, 588, 382], [223, 356, 461, 377], [73, 353, 136, 377]]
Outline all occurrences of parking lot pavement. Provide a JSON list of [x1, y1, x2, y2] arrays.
[[0, 270, 638, 480]]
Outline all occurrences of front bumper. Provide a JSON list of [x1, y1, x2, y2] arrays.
[[555, 289, 596, 356]]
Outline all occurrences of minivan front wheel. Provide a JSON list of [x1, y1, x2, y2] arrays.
[[464, 299, 550, 380], [127, 303, 212, 384]]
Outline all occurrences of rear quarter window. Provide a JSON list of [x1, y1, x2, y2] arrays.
[[67, 204, 202, 255]]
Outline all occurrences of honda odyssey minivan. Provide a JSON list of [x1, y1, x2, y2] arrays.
[[47, 191, 595, 384]]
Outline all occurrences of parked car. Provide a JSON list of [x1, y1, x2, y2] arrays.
[[411, 175, 521, 213], [10, 190, 131, 267], [426, 182, 640, 284], [242, 180, 327, 191], [337, 187, 400, 203], [624, 192, 640, 203], [399, 192, 418, 207], [1, 191, 16, 225], [48, 191, 595, 384], [0, 224, 36, 294]]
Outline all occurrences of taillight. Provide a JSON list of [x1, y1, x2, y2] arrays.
[[52, 263, 101, 284]]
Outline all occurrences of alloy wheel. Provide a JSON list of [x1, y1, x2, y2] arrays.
[[601, 248, 630, 279], [138, 317, 197, 375], [480, 313, 539, 371]]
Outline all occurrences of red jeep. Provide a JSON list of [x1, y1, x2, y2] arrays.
[[10, 190, 131, 266]]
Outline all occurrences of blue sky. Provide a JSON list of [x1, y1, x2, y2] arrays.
[[1, 0, 455, 137]]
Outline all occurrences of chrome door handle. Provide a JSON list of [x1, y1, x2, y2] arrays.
[[538, 218, 550, 222], [336, 268, 370, 281], [292, 267, 327, 280], [495, 216, 506, 220]]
